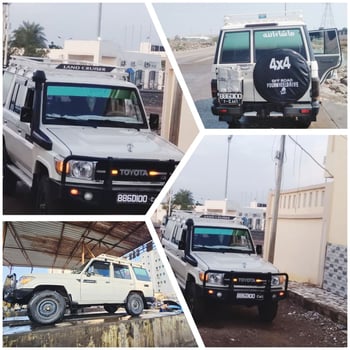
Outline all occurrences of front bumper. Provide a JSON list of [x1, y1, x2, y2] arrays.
[[198, 271, 288, 305], [52, 155, 178, 211], [3, 287, 34, 305]]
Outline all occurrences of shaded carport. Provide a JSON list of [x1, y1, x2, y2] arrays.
[[2, 221, 152, 271]]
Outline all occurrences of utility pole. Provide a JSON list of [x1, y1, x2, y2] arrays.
[[268, 135, 285, 263], [224, 136, 233, 214], [97, 3, 102, 40], [3, 3, 10, 67]]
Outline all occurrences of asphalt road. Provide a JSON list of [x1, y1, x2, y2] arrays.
[[175, 46, 347, 129], [196, 297, 347, 347]]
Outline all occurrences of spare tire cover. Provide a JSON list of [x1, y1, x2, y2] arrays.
[[253, 49, 310, 104]]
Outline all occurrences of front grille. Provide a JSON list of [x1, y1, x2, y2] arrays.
[[94, 159, 176, 182]]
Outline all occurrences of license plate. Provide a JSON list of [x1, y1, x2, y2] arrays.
[[116, 193, 149, 204], [218, 92, 242, 100], [236, 293, 256, 299]]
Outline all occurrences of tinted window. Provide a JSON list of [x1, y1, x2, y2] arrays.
[[133, 267, 151, 281], [309, 30, 340, 54], [113, 263, 131, 279], [254, 28, 306, 61], [43, 83, 147, 128], [220, 31, 250, 63], [3, 72, 14, 105], [87, 261, 110, 277]]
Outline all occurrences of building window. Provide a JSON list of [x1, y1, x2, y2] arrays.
[[309, 192, 313, 207]]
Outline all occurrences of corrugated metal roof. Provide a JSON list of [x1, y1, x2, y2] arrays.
[[3, 221, 151, 270]]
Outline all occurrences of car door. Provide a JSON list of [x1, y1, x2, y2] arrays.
[[110, 263, 135, 303], [80, 260, 113, 303], [309, 28, 342, 83], [3, 78, 35, 178]]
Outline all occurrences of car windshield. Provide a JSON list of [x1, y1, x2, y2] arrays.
[[43, 83, 147, 129], [192, 226, 254, 253], [71, 260, 90, 274]]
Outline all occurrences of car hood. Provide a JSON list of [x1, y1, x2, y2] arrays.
[[46, 126, 183, 161], [193, 251, 279, 273]]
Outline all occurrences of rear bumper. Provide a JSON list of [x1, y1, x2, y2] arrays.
[[212, 100, 319, 121]]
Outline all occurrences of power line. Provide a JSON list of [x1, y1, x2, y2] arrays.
[[288, 136, 334, 178]]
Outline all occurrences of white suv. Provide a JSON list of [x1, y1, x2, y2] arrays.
[[211, 12, 342, 127], [3, 254, 153, 325], [162, 213, 288, 322], [3, 56, 183, 213]]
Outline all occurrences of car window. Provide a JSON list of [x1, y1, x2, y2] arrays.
[[133, 267, 151, 281], [192, 226, 254, 253], [254, 28, 307, 61], [87, 261, 110, 277], [113, 263, 131, 279], [220, 31, 250, 63], [43, 83, 147, 128], [309, 30, 340, 54], [3, 71, 14, 105]]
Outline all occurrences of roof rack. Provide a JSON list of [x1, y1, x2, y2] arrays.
[[7, 56, 128, 80], [223, 11, 304, 27]]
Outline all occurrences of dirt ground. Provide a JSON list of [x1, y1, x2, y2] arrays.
[[197, 298, 347, 347]]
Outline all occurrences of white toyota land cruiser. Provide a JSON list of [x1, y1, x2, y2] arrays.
[[3, 56, 183, 213], [3, 254, 153, 325], [211, 12, 342, 128], [162, 213, 288, 322]]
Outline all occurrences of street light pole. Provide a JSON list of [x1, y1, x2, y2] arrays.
[[224, 136, 233, 214], [268, 135, 285, 263]]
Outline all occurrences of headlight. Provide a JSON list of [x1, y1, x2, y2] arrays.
[[70, 161, 95, 179], [18, 276, 35, 286], [200, 272, 225, 286], [271, 275, 286, 286], [55, 159, 95, 180]]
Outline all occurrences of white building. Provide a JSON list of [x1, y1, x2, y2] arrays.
[[138, 249, 177, 299]]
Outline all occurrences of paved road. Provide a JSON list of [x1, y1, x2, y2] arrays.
[[175, 46, 347, 129]]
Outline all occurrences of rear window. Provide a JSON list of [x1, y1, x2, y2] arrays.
[[254, 28, 306, 61], [220, 31, 250, 63]]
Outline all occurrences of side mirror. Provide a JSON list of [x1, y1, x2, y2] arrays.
[[178, 240, 185, 250], [20, 106, 32, 122], [256, 245, 263, 255], [149, 113, 159, 131]]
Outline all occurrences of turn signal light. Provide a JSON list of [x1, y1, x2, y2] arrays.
[[111, 169, 119, 175], [70, 188, 79, 196]]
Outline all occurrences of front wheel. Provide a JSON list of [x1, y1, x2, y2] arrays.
[[125, 293, 144, 316], [258, 301, 278, 322], [34, 174, 62, 214], [185, 281, 205, 321], [27, 290, 66, 325]]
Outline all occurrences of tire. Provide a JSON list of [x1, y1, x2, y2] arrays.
[[258, 300, 278, 322], [27, 290, 66, 325], [125, 293, 144, 316], [3, 148, 17, 195], [104, 305, 118, 314], [34, 174, 62, 214], [253, 49, 310, 104], [185, 281, 205, 321]]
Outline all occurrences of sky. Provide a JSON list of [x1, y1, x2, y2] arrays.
[[170, 135, 331, 207], [6, 3, 161, 50], [154, 2, 348, 38]]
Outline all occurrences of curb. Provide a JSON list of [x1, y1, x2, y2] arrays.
[[288, 287, 347, 326]]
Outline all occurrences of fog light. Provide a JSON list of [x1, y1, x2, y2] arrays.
[[217, 292, 223, 298], [70, 188, 79, 196], [208, 290, 214, 295], [84, 192, 93, 201], [279, 291, 285, 297]]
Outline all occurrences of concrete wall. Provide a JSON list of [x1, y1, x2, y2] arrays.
[[3, 314, 197, 347]]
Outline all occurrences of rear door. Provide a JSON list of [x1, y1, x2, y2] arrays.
[[309, 28, 342, 83]]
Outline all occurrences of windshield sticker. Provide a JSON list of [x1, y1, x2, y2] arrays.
[[47, 85, 112, 98]]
